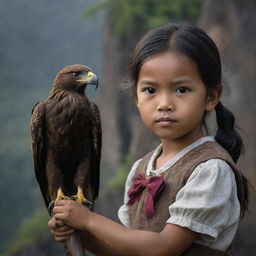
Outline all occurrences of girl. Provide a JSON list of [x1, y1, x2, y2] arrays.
[[49, 24, 249, 255]]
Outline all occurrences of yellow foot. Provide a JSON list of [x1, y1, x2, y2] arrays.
[[76, 186, 86, 204], [56, 186, 86, 204], [72, 186, 86, 204], [55, 186, 93, 210], [56, 187, 67, 200]]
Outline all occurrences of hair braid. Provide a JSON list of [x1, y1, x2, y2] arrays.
[[215, 101, 243, 163], [215, 101, 249, 216]]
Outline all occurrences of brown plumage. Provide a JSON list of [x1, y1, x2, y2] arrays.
[[30, 64, 101, 256]]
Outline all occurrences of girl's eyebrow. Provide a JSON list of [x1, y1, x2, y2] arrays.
[[171, 78, 192, 85], [138, 78, 192, 86], [138, 80, 158, 86]]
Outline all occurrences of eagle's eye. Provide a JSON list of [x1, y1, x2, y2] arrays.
[[72, 72, 79, 77]]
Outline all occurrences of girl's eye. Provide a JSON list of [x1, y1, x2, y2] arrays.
[[176, 87, 189, 94], [143, 87, 156, 95]]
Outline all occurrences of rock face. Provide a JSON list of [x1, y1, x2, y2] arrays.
[[98, 19, 123, 168], [98, 18, 159, 170]]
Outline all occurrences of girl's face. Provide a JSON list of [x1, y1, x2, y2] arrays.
[[136, 51, 219, 146]]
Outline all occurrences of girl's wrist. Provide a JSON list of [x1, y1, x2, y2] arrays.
[[81, 206, 94, 231]]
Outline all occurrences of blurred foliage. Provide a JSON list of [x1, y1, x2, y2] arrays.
[[86, 0, 203, 40], [108, 155, 133, 189], [7, 209, 49, 255]]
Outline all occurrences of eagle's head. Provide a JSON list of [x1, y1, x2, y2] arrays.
[[51, 64, 98, 95]]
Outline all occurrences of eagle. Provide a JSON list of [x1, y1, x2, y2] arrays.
[[30, 64, 101, 255]]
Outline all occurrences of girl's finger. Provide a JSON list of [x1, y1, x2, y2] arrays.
[[48, 218, 58, 228], [52, 206, 67, 215], [51, 228, 74, 237], [54, 199, 68, 206], [55, 220, 65, 227], [49, 218, 68, 233], [54, 199, 62, 206], [52, 227, 74, 242], [53, 212, 66, 222], [55, 225, 74, 233], [55, 236, 70, 242]]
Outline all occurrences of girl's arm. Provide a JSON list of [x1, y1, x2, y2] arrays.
[[52, 200, 199, 256], [48, 220, 121, 256]]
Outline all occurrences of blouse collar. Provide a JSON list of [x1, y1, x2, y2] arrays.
[[146, 136, 215, 176]]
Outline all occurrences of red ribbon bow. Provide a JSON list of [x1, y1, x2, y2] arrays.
[[127, 173, 165, 219]]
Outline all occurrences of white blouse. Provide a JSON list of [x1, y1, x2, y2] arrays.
[[118, 137, 240, 251]]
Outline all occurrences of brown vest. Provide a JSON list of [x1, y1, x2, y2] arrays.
[[128, 141, 242, 255]]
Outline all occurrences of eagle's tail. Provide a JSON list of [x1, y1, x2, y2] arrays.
[[63, 231, 85, 256]]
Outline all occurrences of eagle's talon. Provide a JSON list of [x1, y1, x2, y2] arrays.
[[56, 187, 66, 200], [56, 186, 91, 207], [76, 186, 86, 204]]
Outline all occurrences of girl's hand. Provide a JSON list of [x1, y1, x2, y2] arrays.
[[48, 217, 74, 242], [53, 199, 90, 230]]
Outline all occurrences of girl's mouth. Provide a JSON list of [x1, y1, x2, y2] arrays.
[[155, 117, 177, 125]]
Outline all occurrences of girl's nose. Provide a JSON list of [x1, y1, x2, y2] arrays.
[[157, 95, 174, 111]]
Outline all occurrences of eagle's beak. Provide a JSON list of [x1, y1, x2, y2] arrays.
[[77, 71, 98, 89]]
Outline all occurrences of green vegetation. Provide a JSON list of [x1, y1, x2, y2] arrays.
[[108, 155, 133, 189], [86, 0, 203, 40], [7, 209, 49, 255]]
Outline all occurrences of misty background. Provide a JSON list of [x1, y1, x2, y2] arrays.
[[0, 0, 255, 255]]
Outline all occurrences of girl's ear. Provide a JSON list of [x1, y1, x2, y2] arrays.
[[205, 85, 222, 112]]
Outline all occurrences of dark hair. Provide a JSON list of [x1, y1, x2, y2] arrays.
[[129, 24, 249, 215]]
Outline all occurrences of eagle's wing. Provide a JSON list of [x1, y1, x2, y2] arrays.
[[89, 102, 102, 201], [30, 102, 49, 207]]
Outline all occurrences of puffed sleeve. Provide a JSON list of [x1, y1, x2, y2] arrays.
[[118, 159, 141, 227], [167, 159, 240, 243]]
